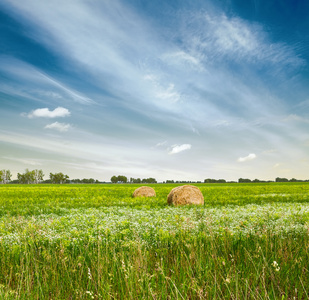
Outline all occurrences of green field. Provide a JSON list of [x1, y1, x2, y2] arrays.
[[0, 183, 308, 299]]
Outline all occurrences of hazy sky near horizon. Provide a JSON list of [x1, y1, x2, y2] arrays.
[[0, 0, 309, 181]]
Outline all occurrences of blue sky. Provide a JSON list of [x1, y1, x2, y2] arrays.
[[0, 0, 309, 181]]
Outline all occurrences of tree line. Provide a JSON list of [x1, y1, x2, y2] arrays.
[[0, 169, 71, 184], [1, 169, 308, 184], [110, 175, 157, 184]]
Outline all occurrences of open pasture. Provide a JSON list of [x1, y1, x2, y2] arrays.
[[0, 183, 308, 299]]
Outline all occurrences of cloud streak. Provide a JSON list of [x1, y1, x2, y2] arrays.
[[0, 56, 94, 105]]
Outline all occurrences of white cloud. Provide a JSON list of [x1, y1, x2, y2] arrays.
[[169, 144, 192, 155], [44, 122, 71, 132], [155, 141, 168, 147], [237, 153, 257, 162], [27, 107, 71, 118]]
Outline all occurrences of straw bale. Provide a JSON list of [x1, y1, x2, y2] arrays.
[[132, 186, 156, 198], [167, 185, 204, 205]]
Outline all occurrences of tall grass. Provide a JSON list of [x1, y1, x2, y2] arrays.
[[1, 231, 308, 299]]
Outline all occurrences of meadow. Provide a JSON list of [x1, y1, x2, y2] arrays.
[[0, 183, 308, 299]]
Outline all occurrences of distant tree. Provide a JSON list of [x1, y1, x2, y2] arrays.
[[166, 180, 174, 183], [34, 169, 44, 184], [117, 175, 127, 183], [17, 169, 33, 184], [17, 172, 26, 184], [238, 178, 252, 183], [111, 176, 118, 183], [9, 179, 19, 184], [50, 172, 69, 184], [81, 178, 95, 184], [17, 169, 44, 184], [204, 178, 226, 183], [131, 177, 138, 183], [71, 179, 81, 184], [42, 179, 52, 184], [275, 177, 289, 182], [129, 177, 157, 183], [289, 178, 298, 182], [0, 170, 11, 184], [141, 177, 157, 183], [6, 170, 12, 183]]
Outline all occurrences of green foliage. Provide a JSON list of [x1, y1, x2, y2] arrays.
[[0, 182, 308, 299], [111, 175, 127, 183], [276, 177, 289, 182], [71, 178, 98, 184], [17, 169, 44, 184], [238, 178, 252, 183], [110, 175, 117, 183], [204, 178, 226, 183], [49, 172, 69, 184], [130, 177, 141, 183], [130, 177, 157, 183], [0, 170, 11, 184], [142, 177, 157, 183]]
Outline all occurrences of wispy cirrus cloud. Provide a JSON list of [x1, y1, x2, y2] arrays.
[[284, 114, 309, 124], [2, 156, 42, 166], [182, 12, 305, 68], [0, 56, 94, 105], [26, 107, 70, 118], [44, 122, 71, 132], [169, 144, 192, 155], [0, 1, 301, 127]]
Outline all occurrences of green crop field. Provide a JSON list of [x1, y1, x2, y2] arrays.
[[0, 183, 308, 299]]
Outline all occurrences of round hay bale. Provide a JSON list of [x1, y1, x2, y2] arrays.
[[132, 186, 156, 198], [167, 185, 204, 206]]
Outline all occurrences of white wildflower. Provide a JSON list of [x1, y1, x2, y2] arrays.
[[272, 261, 280, 272], [85, 291, 94, 299], [88, 268, 92, 280]]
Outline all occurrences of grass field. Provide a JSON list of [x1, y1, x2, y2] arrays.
[[0, 183, 308, 299]]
